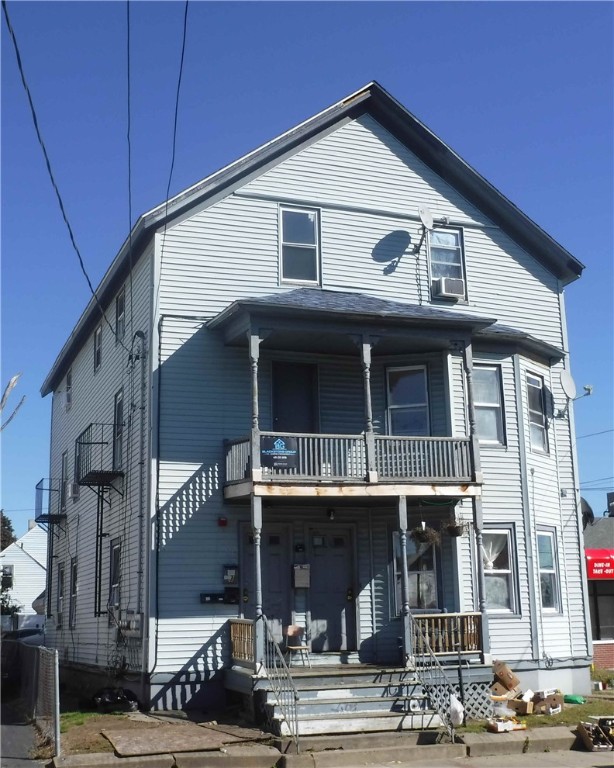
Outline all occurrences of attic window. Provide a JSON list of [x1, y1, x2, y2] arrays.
[[280, 207, 320, 284]]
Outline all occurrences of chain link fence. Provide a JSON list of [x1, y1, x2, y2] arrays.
[[2, 642, 61, 756]]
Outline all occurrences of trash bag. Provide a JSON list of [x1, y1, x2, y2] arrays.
[[450, 694, 465, 727], [91, 687, 139, 712]]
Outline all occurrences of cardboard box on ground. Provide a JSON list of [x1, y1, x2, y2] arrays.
[[489, 660, 564, 721]]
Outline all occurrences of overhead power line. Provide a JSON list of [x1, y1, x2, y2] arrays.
[[576, 428, 614, 440], [2, 0, 130, 353]]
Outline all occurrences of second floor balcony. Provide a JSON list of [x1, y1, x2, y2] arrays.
[[225, 431, 478, 499]]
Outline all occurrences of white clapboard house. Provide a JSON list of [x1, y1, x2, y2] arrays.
[[1, 522, 47, 631], [37, 82, 590, 735]]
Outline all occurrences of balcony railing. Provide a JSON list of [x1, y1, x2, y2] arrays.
[[76, 423, 124, 487], [225, 432, 473, 485], [35, 478, 65, 524]]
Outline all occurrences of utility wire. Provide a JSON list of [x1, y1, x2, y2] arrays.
[[576, 428, 614, 440], [155, 0, 189, 317], [2, 0, 130, 353], [126, 0, 135, 342]]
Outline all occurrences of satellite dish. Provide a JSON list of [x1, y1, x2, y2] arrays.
[[560, 369, 577, 400], [418, 205, 434, 231]]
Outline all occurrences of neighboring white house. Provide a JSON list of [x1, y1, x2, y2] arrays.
[[36, 82, 591, 730], [1, 521, 47, 630]]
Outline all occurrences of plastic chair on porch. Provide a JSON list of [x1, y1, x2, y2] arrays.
[[283, 625, 311, 668]]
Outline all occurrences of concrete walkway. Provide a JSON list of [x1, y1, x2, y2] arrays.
[[1, 699, 47, 767]]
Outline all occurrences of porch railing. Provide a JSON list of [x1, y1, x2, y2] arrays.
[[409, 612, 458, 743], [225, 433, 473, 484], [261, 615, 300, 753], [413, 612, 482, 655], [229, 618, 255, 667]]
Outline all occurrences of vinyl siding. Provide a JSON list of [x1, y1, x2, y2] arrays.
[[44, 248, 153, 669]]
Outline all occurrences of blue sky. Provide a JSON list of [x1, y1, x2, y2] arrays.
[[2, 1, 613, 536]]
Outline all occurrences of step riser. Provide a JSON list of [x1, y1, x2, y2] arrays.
[[271, 699, 430, 716], [275, 713, 443, 736], [265, 684, 423, 703]]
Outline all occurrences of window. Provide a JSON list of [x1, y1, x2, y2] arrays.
[[280, 207, 319, 283], [474, 365, 505, 444], [537, 529, 560, 612], [393, 532, 437, 612], [115, 287, 125, 342], [386, 366, 429, 436], [56, 564, 64, 629], [113, 389, 124, 470], [1, 565, 14, 590], [69, 558, 78, 628], [108, 540, 121, 615], [482, 529, 516, 612], [527, 373, 548, 452], [93, 325, 102, 371], [428, 228, 466, 296], [60, 451, 68, 511], [65, 369, 72, 409]]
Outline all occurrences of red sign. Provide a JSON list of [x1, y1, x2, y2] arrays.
[[586, 549, 614, 580]]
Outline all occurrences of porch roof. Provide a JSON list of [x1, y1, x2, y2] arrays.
[[475, 323, 565, 361], [209, 287, 495, 338]]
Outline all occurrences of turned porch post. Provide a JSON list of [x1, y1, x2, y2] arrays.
[[360, 336, 378, 483], [460, 339, 490, 658], [398, 495, 414, 667], [252, 495, 264, 666]]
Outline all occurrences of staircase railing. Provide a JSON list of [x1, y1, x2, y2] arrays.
[[409, 612, 458, 742], [260, 615, 300, 753]]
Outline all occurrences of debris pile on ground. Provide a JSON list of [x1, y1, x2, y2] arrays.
[[488, 660, 566, 731], [577, 716, 614, 752]]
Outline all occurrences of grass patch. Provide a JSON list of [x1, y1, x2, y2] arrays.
[[457, 699, 614, 735], [60, 710, 124, 733]]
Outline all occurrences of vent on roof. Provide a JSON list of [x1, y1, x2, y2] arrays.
[[432, 277, 465, 299]]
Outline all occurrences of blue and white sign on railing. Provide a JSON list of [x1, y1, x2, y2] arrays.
[[261, 436, 298, 469]]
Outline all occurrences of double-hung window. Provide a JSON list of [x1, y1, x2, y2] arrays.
[[69, 558, 78, 628], [537, 529, 560, 612], [482, 528, 516, 612], [65, 369, 72, 410], [93, 325, 102, 372], [386, 366, 429, 436], [280, 207, 319, 284], [474, 365, 505, 445], [527, 373, 548, 453], [393, 532, 438, 612], [56, 564, 64, 629], [113, 390, 124, 471], [429, 228, 466, 298], [1, 565, 14, 590], [108, 539, 121, 615], [115, 287, 125, 342]]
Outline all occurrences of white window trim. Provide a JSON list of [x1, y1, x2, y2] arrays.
[[115, 287, 126, 343], [427, 226, 467, 299], [474, 363, 506, 446], [113, 389, 124, 471], [386, 365, 430, 436], [60, 451, 68, 511], [482, 526, 518, 615], [69, 557, 78, 629], [56, 563, 64, 629], [279, 205, 321, 285], [527, 372, 549, 453], [108, 539, 121, 615], [93, 325, 102, 372], [537, 528, 561, 614]]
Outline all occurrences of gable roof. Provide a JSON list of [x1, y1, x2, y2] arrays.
[[41, 81, 583, 396]]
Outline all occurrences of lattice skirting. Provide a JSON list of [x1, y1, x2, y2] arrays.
[[453, 680, 492, 720]]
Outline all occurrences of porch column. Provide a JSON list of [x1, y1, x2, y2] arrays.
[[460, 338, 490, 658], [252, 495, 265, 666], [249, 330, 262, 482], [398, 495, 414, 667], [360, 336, 378, 483]]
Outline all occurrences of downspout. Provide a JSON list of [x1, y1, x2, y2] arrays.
[[131, 330, 147, 618]]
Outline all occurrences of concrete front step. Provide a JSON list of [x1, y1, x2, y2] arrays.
[[272, 694, 430, 717], [265, 680, 423, 703], [274, 709, 443, 736]]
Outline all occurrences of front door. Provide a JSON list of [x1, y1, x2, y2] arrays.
[[240, 523, 291, 643], [308, 527, 356, 652], [272, 361, 318, 433]]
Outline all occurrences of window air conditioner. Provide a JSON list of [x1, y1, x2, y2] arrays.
[[67, 483, 80, 501], [433, 277, 465, 299]]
